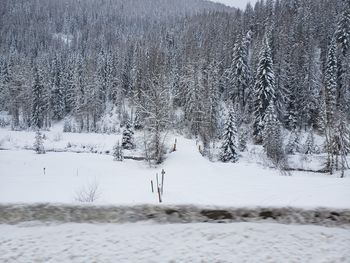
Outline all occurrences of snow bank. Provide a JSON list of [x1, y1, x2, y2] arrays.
[[1, 204, 349, 227]]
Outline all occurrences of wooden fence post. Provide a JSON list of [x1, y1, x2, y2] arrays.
[[157, 186, 162, 203], [161, 169, 165, 195]]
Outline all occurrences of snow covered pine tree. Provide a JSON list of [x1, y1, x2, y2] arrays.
[[253, 35, 276, 143], [285, 130, 300, 155], [263, 102, 285, 167], [122, 120, 135, 150], [31, 66, 45, 129], [304, 129, 316, 155], [219, 107, 239, 163]]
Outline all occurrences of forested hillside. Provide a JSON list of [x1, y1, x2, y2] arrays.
[[0, 0, 349, 170]]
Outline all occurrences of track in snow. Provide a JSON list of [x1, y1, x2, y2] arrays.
[[1, 204, 349, 227]]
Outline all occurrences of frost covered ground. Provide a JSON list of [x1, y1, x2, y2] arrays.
[[0, 222, 349, 263], [0, 127, 350, 207]]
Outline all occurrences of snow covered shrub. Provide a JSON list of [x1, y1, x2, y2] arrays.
[[75, 180, 100, 203], [33, 130, 45, 154], [285, 130, 300, 155], [96, 105, 121, 133], [238, 129, 248, 152], [304, 130, 316, 155], [0, 117, 10, 127], [63, 119, 72, 132], [0, 112, 11, 128], [113, 141, 124, 161], [143, 131, 167, 165], [53, 132, 63, 142], [205, 141, 217, 162]]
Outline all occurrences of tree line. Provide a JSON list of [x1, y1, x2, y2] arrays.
[[0, 0, 349, 170]]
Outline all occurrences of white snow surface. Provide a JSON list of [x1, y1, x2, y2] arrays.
[[0, 222, 349, 263], [0, 126, 349, 208]]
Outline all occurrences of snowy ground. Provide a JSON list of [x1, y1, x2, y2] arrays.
[[0, 146, 349, 207], [0, 125, 124, 154], [1, 127, 350, 208], [1, 126, 349, 263], [0, 222, 349, 263]]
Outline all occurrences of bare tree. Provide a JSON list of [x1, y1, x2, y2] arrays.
[[138, 76, 171, 164], [75, 180, 100, 203]]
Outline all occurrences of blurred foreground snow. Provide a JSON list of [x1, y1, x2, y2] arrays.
[[0, 222, 349, 263]]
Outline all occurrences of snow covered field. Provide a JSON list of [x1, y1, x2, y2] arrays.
[[0, 222, 349, 263], [0, 127, 349, 208], [1, 124, 349, 263]]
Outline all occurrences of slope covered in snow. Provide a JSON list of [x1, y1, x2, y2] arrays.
[[0, 128, 349, 208]]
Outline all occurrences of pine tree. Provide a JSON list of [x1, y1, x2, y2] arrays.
[[122, 120, 135, 150], [73, 54, 86, 132], [33, 130, 45, 154], [86, 70, 104, 131], [335, 4, 350, 118], [229, 34, 251, 114], [324, 37, 339, 171], [285, 130, 300, 155], [324, 37, 338, 127], [182, 64, 206, 136], [253, 36, 276, 143], [238, 128, 248, 152], [219, 107, 239, 163], [330, 111, 350, 175], [113, 141, 124, 161], [204, 60, 221, 139], [62, 56, 76, 114], [133, 108, 143, 130], [0, 60, 10, 111], [50, 54, 65, 120], [263, 101, 285, 166], [63, 118, 72, 132], [31, 66, 45, 129], [304, 129, 316, 155], [335, 6, 350, 56]]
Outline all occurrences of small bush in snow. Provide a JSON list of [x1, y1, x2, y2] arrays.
[[33, 130, 45, 154], [75, 180, 100, 203], [53, 132, 63, 142], [113, 141, 124, 161], [0, 117, 10, 128]]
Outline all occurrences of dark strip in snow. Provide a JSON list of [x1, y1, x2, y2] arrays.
[[0, 204, 349, 227]]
